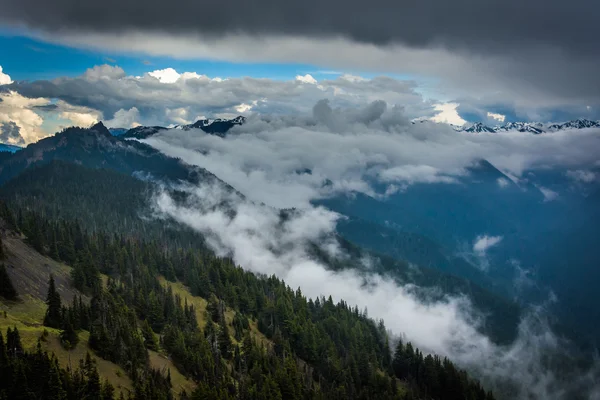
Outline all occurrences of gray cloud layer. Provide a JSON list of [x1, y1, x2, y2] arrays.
[[142, 101, 600, 208], [1, 0, 597, 58], [3, 65, 438, 134]]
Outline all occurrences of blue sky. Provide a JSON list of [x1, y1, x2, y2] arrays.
[[0, 33, 314, 81], [0, 33, 419, 84]]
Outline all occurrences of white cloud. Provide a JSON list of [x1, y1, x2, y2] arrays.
[[0, 65, 13, 85], [473, 235, 503, 254], [566, 169, 596, 183], [497, 177, 510, 188], [104, 107, 141, 128], [234, 101, 257, 113], [539, 186, 559, 202], [148, 67, 181, 83], [165, 107, 191, 125], [379, 164, 457, 184], [296, 74, 317, 84], [487, 111, 506, 122], [56, 100, 103, 127], [83, 64, 126, 81], [0, 91, 49, 143], [59, 111, 99, 127], [431, 102, 466, 125]]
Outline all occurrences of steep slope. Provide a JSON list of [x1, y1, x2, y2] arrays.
[[0, 227, 134, 396], [1, 160, 521, 344], [1, 198, 494, 400]]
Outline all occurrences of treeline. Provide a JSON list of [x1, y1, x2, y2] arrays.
[[0, 327, 115, 400], [0, 160, 520, 345], [0, 198, 495, 400]]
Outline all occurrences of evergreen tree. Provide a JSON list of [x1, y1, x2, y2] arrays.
[[60, 319, 79, 350], [141, 319, 158, 351], [218, 320, 233, 359], [0, 264, 17, 300], [44, 275, 62, 329]]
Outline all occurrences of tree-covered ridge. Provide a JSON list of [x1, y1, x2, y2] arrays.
[[1, 160, 520, 344], [0, 199, 495, 400], [0, 122, 217, 186]]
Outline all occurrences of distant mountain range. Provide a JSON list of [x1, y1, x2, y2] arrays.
[[120, 116, 246, 139], [455, 118, 600, 134], [0, 143, 22, 153], [116, 116, 599, 140]]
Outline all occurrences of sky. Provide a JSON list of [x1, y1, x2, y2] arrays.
[[1, 0, 600, 145]]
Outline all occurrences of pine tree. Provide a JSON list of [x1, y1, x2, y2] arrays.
[[84, 353, 102, 400], [60, 319, 79, 350], [0, 264, 18, 300], [47, 363, 67, 400], [141, 320, 158, 351], [218, 321, 233, 359], [44, 275, 62, 329]]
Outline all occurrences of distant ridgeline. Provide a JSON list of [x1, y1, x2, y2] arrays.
[[0, 143, 22, 153], [452, 118, 600, 134], [120, 116, 246, 139]]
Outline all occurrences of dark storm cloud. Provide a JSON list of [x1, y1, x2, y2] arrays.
[[0, 121, 25, 144], [1, 0, 598, 57]]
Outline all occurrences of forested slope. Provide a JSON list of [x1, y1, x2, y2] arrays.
[[0, 184, 495, 399]]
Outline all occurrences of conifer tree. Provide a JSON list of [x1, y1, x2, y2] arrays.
[[44, 275, 63, 329], [0, 264, 17, 300], [60, 319, 79, 350], [141, 319, 158, 351]]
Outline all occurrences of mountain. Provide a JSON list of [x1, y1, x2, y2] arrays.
[[547, 118, 600, 131], [494, 122, 545, 134], [0, 143, 22, 153], [0, 121, 216, 186], [463, 122, 497, 133], [456, 118, 600, 134], [183, 115, 246, 136], [123, 115, 246, 139]]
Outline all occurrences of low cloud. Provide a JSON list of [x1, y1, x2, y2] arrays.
[[539, 186, 559, 202], [104, 107, 141, 128], [151, 179, 600, 400], [474, 235, 503, 254], [497, 177, 510, 188], [140, 100, 600, 209], [566, 169, 596, 183]]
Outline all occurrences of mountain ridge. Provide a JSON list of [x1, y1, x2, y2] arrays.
[[456, 118, 600, 134]]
